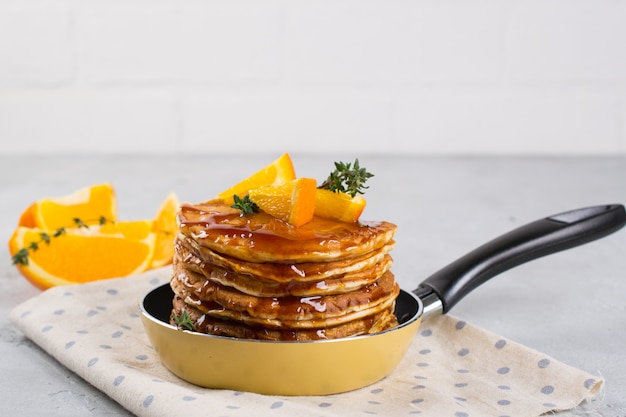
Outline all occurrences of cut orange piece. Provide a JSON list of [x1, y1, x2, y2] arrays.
[[249, 178, 317, 227], [8, 226, 155, 290], [17, 203, 37, 228], [314, 188, 367, 223], [217, 153, 296, 206], [25, 183, 117, 230], [149, 192, 180, 268], [100, 219, 154, 240]]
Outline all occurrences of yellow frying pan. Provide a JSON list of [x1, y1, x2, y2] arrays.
[[140, 204, 625, 396]]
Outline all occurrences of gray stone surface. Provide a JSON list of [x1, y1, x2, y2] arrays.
[[1, 154, 625, 416]]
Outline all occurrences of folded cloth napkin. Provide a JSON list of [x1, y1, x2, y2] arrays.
[[10, 268, 602, 417]]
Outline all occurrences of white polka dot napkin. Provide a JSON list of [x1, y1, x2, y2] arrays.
[[10, 268, 602, 417]]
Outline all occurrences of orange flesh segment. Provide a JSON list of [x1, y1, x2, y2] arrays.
[[149, 192, 180, 268], [216, 153, 296, 206], [100, 220, 153, 239], [248, 178, 317, 227], [314, 188, 367, 223], [8, 226, 155, 290], [31, 183, 117, 230]]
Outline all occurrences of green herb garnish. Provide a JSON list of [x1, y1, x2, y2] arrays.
[[11, 216, 112, 266], [11, 248, 31, 266], [73, 216, 108, 229], [318, 158, 374, 197], [231, 194, 259, 216], [173, 310, 195, 331]]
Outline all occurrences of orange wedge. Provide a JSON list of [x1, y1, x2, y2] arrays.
[[149, 192, 180, 268], [314, 188, 367, 223], [249, 178, 317, 227], [19, 183, 117, 230], [217, 153, 296, 206], [100, 219, 154, 240], [17, 203, 37, 228], [8, 225, 155, 290]]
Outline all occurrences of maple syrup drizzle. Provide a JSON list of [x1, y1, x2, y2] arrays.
[[178, 202, 390, 258]]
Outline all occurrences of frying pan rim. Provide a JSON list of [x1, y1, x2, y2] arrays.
[[139, 284, 424, 345]]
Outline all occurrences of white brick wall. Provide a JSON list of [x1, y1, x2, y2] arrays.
[[1, 0, 625, 155]]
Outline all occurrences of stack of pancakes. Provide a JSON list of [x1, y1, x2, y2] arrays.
[[170, 200, 400, 341]]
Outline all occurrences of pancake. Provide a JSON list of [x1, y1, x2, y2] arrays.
[[177, 201, 397, 263], [171, 268, 400, 328], [171, 295, 398, 341], [169, 200, 400, 340], [175, 237, 395, 297], [176, 233, 396, 284]]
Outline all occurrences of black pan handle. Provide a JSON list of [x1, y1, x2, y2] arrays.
[[414, 204, 626, 314]]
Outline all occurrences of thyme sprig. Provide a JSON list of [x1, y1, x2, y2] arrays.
[[11, 216, 112, 266], [318, 158, 374, 197], [231, 194, 259, 216], [173, 309, 195, 331]]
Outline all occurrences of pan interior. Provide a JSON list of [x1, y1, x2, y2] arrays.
[[143, 284, 176, 324], [394, 290, 421, 324]]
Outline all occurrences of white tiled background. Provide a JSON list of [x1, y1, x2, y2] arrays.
[[1, 0, 625, 155]]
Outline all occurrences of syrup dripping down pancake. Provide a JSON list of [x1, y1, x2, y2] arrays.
[[175, 236, 395, 297], [177, 201, 397, 263], [171, 267, 399, 328], [171, 295, 398, 341]]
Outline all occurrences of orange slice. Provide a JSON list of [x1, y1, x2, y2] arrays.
[[17, 203, 37, 228], [249, 178, 317, 227], [149, 192, 180, 268], [314, 188, 367, 223], [100, 219, 154, 240], [217, 153, 296, 206], [8, 225, 155, 290], [22, 183, 117, 230]]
